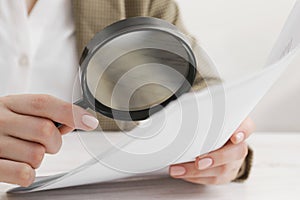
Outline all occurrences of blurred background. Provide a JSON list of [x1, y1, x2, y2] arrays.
[[175, 0, 300, 131]]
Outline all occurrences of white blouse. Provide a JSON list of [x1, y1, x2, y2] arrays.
[[0, 0, 80, 102]]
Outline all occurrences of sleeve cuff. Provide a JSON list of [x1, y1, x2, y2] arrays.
[[233, 146, 254, 182]]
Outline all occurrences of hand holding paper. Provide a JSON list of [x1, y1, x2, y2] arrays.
[[0, 94, 99, 187], [170, 117, 255, 185], [8, 1, 300, 193]]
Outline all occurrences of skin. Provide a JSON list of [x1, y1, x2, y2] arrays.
[[0, 0, 255, 187], [0, 94, 98, 187], [0, 94, 254, 187], [169, 117, 255, 185], [25, 0, 38, 15]]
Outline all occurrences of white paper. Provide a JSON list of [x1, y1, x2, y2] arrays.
[[8, 1, 300, 193], [267, 1, 300, 65]]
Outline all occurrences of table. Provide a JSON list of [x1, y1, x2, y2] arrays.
[[1, 132, 300, 200]]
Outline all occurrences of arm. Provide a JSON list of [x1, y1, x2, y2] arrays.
[[0, 94, 98, 186], [125, 0, 254, 183]]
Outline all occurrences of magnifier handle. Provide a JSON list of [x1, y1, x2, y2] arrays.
[[54, 99, 89, 128], [73, 98, 89, 109], [54, 122, 63, 128]]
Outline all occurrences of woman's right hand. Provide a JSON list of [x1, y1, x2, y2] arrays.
[[0, 94, 99, 187]]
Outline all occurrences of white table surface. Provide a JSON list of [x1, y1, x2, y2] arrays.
[[1, 132, 300, 200]]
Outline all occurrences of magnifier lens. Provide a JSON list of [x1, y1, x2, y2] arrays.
[[86, 30, 191, 114], [78, 17, 197, 121]]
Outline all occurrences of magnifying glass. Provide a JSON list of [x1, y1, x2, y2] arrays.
[[62, 17, 197, 123]]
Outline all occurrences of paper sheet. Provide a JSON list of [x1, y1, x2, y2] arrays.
[[8, 1, 300, 193]]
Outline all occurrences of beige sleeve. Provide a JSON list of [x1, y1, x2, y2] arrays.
[[125, 0, 222, 90], [233, 147, 254, 182], [132, 0, 253, 181]]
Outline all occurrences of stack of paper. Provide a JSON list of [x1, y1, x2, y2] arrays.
[[8, 1, 300, 193]]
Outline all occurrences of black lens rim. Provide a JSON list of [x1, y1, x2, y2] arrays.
[[79, 17, 197, 121]]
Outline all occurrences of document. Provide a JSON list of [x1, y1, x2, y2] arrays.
[[8, 1, 300, 193]]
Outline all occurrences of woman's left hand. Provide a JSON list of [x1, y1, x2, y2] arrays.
[[169, 117, 255, 185]]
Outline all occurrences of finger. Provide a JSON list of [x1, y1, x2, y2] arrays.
[[196, 142, 248, 170], [3, 94, 99, 130], [0, 136, 45, 169], [0, 159, 35, 187], [3, 112, 62, 154], [183, 161, 242, 185], [231, 117, 256, 144], [170, 161, 242, 179], [59, 125, 74, 135]]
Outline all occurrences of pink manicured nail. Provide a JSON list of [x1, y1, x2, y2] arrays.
[[198, 158, 213, 170], [234, 132, 245, 144], [170, 166, 186, 176], [82, 115, 99, 129]]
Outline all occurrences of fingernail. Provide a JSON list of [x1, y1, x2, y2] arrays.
[[235, 132, 245, 144], [170, 166, 186, 177], [198, 158, 213, 170], [82, 115, 99, 129]]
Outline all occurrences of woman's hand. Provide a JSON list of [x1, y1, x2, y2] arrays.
[[169, 117, 255, 185], [0, 94, 99, 187]]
